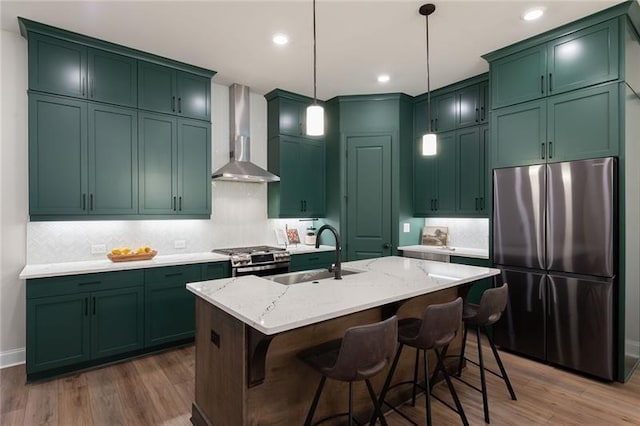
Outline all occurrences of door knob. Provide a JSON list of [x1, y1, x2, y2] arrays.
[[383, 243, 391, 249]]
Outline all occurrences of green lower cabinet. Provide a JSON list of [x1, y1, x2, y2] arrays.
[[144, 264, 202, 347], [290, 252, 335, 272], [91, 286, 144, 359], [201, 261, 231, 280], [450, 256, 494, 304], [27, 293, 90, 374]]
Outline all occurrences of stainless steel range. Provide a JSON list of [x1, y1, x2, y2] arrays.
[[212, 245, 290, 277]]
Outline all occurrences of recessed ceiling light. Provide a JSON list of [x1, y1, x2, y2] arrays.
[[272, 33, 289, 45], [377, 74, 390, 83], [522, 7, 545, 21]]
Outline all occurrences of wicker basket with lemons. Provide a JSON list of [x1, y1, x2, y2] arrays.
[[107, 246, 156, 262]]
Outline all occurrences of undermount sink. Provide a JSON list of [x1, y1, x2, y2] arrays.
[[266, 268, 362, 285]]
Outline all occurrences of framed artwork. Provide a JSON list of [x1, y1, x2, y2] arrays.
[[286, 228, 301, 245], [275, 228, 288, 246], [421, 226, 449, 246]]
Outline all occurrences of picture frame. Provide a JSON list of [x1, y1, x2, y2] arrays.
[[421, 226, 449, 246], [275, 228, 288, 246], [286, 228, 301, 245]]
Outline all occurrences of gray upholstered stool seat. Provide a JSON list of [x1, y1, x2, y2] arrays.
[[298, 315, 398, 426]]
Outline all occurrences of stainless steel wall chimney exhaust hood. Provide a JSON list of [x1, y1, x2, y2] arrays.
[[211, 84, 280, 183]]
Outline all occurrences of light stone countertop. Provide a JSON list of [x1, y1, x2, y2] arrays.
[[19, 245, 337, 280], [186, 256, 500, 335], [397, 245, 489, 260]]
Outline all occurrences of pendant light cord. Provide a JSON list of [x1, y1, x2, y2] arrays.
[[425, 12, 431, 132], [313, 0, 318, 105]]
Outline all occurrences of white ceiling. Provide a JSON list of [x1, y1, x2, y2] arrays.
[[1, 0, 622, 99]]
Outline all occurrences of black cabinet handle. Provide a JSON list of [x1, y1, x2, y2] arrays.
[[475, 108, 479, 122], [172, 96, 176, 112], [82, 193, 87, 211], [300, 200, 304, 212], [430, 119, 434, 131], [82, 77, 86, 96], [435, 118, 438, 131], [78, 280, 101, 286], [549, 73, 553, 92], [541, 143, 546, 160], [548, 141, 553, 159], [430, 199, 434, 211], [480, 197, 484, 210], [84, 297, 88, 316], [92, 297, 96, 315], [308, 257, 320, 261], [303, 200, 307, 212], [178, 97, 182, 113], [173, 196, 177, 211], [90, 193, 94, 211], [541, 75, 544, 94], [179, 196, 182, 211], [481, 106, 485, 121], [90, 79, 94, 97], [165, 272, 184, 278]]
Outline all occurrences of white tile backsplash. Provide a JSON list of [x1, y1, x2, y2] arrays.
[[424, 218, 489, 250]]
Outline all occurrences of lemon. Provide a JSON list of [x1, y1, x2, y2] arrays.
[[121, 247, 132, 255], [111, 248, 122, 255], [144, 246, 152, 253]]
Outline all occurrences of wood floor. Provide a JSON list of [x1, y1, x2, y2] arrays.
[[1, 340, 639, 425]]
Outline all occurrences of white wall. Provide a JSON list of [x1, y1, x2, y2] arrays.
[[0, 30, 313, 364]]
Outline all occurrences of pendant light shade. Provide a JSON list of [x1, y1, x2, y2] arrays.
[[306, 0, 324, 136], [422, 133, 437, 156], [306, 104, 324, 136], [420, 3, 437, 156]]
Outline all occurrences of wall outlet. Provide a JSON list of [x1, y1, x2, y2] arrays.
[[174, 240, 186, 249], [91, 244, 106, 254], [403, 223, 411, 233]]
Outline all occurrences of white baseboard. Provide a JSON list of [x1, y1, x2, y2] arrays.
[[0, 347, 25, 369]]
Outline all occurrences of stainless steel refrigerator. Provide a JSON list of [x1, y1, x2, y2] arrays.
[[493, 157, 616, 380]]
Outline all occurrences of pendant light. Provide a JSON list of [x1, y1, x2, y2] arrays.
[[306, 0, 324, 136], [420, 4, 437, 156]]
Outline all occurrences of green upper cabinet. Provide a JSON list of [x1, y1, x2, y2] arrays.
[[457, 84, 481, 128], [478, 81, 489, 124], [88, 103, 138, 215], [432, 92, 457, 133], [492, 82, 619, 168], [139, 112, 211, 216], [456, 126, 487, 215], [490, 19, 619, 109], [139, 62, 210, 120], [413, 138, 436, 216], [88, 48, 137, 107], [413, 131, 456, 216], [29, 93, 88, 216], [266, 89, 326, 218], [28, 33, 87, 98]]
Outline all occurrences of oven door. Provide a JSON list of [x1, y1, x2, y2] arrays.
[[233, 262, 291, 277]]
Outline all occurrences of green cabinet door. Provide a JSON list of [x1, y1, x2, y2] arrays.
[[491, 44, 547, 109], [276, 136, 306, 216], [457, 85, 480, 128], [177, 119, 211, 215], [456, 127, 483, 214], [145, 265, 201, 346], [91, 286, 144, 359], [492, 99, 547, 168], [88, 48, 137, 107], [480, 125, 489, 213], [26, 293, 90, 374], [547, 20, 619, 96], [414, 137, 437, 215], [300, 138, 326, 216], [201, 262, 231, 280], [139, 112, 177, 214], [176, 71, 210, 120], [88, 103, 138, 215], [29, 93, 88, 216], [138, 61, 176, 115], [434, 131, 456, 214], [479, 81, 489, 124], [547, 83, 619, 162], [28, 33, 87, 98], [433, 93, 457, 133], [278, 97, 304, 136]]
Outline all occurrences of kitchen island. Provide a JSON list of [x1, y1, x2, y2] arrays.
[[186, 256, 500, 425]]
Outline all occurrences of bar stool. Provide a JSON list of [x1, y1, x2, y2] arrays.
[[298, 315, 398, 426], [375, 297, 468, 426], [456, 283, 516, 424]]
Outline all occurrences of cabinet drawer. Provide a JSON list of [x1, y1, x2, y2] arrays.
[[145, 264, 202, 285], [290, 252, 335, 272], [201, 262, 231, 280], [27, 270, 144, 299]]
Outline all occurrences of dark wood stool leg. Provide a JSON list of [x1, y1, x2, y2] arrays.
[[304, 376, 326, 426], [457, 323, 469, 377], [423, 349, 432, 426], [486, 328, 517, 400], [365, 378, 388, 426], [476, 327, 490, 423], [435, 348, 469, 426]]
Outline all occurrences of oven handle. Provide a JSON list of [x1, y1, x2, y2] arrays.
[[234, 262, 291, 276]]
